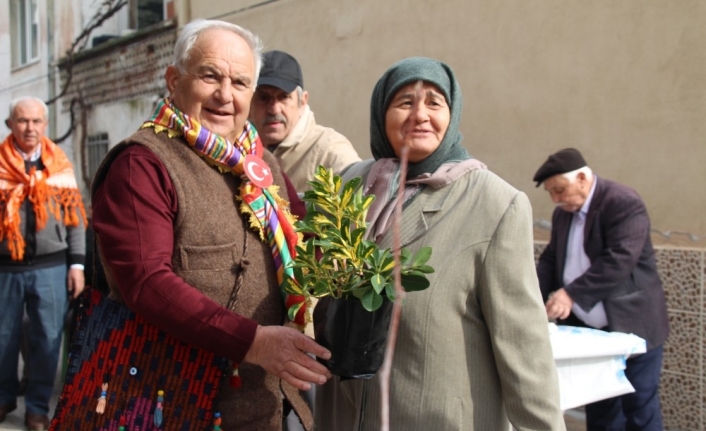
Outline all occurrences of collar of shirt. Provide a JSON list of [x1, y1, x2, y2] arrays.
[[13, 141, 42, 162]]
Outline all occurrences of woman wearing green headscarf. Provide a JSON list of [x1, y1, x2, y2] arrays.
[[314, 57, 564, 431]]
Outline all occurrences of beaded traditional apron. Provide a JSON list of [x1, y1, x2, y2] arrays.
[[51, 100, 309, 431], [50, 288, 228, 431]]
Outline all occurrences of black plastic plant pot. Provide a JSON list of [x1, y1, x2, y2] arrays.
[[313, 296, 393, 379]]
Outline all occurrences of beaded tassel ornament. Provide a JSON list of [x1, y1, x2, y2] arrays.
[[213, 412, 222, 431], [230, 365, 241, 389], [96, 382, 108, 414], [154, 390, 164, 427]]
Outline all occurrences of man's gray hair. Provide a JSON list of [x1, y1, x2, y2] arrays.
[[562, 165, 593, 182], [173, 19, 264, 79], [8, 96, 48, 120], [296, 86, 304, 107]]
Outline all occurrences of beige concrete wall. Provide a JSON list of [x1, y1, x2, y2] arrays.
[[187, 0, 706, 241]]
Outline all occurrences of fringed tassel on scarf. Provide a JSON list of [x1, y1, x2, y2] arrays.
[[26, 167, 49, 230], [0, 135, 87, 261]]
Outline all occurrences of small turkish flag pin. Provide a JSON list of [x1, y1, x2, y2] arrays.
[[243, 154, 274, 188]]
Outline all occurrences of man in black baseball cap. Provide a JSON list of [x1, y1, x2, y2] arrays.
[[249, 50, 360, 192], [256, 50, 303, 93]]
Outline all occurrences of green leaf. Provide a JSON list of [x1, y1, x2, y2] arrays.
[[287, 302, 304, 322], [311, 213, 336, 227], [313, 280, 331, 297], [350, 227, 366, 251], [339, 176, 361, 209], [341, 223, 351, 242], [351, 286, 370, 299], [399, 248, 412, 265], [371, 248, 390, 269], [384, 283, 397, 301], [415, 264, 435, 274], [332, 173, 342, 194], [371, 273, 385, 294], [361, 194, 375, 211], [400, 273, 431, 292], [362, 289, 384, 312], [412, 246, 433, 266], [380, 255, 396, 273]]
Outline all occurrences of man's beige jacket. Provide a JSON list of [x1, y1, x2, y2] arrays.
[[270, 105, 360, 192]]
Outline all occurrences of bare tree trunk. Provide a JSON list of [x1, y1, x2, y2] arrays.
[[379, 145, 410, 431]]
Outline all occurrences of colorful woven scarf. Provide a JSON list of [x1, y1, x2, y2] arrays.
[[142, 98, 307, 327], [0, 135, 87, 260]]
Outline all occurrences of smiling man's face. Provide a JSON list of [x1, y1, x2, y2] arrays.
[[165, 28, 256, 142]]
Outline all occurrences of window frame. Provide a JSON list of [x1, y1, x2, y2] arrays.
[[86, 132, 110, 184], [10, 0, 40, 69], [129, 0, 166, 30]]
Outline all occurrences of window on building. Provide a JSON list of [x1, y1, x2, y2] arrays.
[[130, 0, 166, 30], [9, 0, 39, 67], [86, 133, 109, 182]]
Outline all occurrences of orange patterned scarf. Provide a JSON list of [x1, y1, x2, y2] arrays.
[[0, 135, 86, 260]]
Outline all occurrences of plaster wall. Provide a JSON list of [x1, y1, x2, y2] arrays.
[[87, 97, 157, 144], [189, 0, 706, 242], [69, 96, 157, 193], [0, 0, 53, 135]]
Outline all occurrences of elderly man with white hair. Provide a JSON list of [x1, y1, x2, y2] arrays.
[[51, 19, 330, 431], [0, 96, 86, 430], [534, 148, 669, 431]]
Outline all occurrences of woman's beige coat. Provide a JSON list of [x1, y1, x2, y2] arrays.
[[314, 162, 565, 431]]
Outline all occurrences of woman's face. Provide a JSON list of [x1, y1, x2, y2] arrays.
[[384, 81, 451, 163]]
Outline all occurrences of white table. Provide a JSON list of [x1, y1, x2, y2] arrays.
[[549, 324, 646, 411]]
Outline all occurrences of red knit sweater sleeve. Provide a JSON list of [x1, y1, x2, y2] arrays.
[[91, 144, 258, 363], [283, 172, 306, 220]]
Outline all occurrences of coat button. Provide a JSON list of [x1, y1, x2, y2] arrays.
[[129, 367, 138, 376]]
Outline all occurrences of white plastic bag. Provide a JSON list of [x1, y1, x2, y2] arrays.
[[549, 324, 646, 410]]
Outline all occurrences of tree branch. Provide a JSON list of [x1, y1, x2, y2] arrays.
[[46, 0, 128, 106], [379, 145, 409, 431]]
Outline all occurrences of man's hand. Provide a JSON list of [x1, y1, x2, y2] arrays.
[[243, 325, 332, 391], [67, 268, 85, 299], [545, 288, 574, 320]]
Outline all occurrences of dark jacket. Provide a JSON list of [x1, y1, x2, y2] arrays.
[[537, 176, 669, 350]]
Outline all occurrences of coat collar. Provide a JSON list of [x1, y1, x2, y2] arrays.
[[584, 176, 605, 234]]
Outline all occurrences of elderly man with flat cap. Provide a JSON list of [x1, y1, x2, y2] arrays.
[[534, 148, 669, 431], [249, 50, 360, 192]]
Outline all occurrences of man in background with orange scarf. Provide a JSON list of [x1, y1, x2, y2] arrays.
[[0, 96, 86, 430]]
